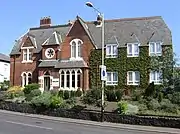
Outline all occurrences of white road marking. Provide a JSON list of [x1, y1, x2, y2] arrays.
[[5, 120, 53, 130]]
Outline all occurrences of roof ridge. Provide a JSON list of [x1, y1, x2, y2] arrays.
[[86, 16, 162, 24]]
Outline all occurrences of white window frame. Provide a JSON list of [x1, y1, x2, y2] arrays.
[[127, 71, 140, 85], [59, 69, 82, 91], [149, 70, 162, 85], [21, 46, 33, 63], [21, 72, 32, 87], [70, 39, 83, 60], [149, 42, 162, 56], [127, 43, 140, 57], [106, 72, 118, 86], [106, 44, 118, 58]]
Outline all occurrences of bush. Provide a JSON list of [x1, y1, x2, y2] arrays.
[[50, 96, 64, 109], [76, 89, 82, 97], [50, 90, 59, 96], [64, 90, 70, 99], [82, 88, 101, 105], [70, 91, 76, 98], [58, 90, 64, 98], [126, 104, 139, 115], [106, 90, 116, 102], [147, 99, 160, 110], [144, 82, 155, 97], [7, 86, 23, 94], [26, 89, 41, 101], [160, 99, 178, 113], [131, 89, 142, 101], [23, 83, 39, 95], [157, 92, 164, 102], [117, 101, 128, 114], [115, 90, 123, 101], [30, 92, 51, 108], [170, 92, 180, 105], [7, 86, 24, 99]]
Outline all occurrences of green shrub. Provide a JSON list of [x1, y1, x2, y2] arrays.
[[147, 99, 160, 110], [157, 92, 163, 102], [58, 90, 64, 98], [30, 92, 51, 108], [64, 90, 70, 99], [70, 91, 76, 98], [131, 89, 142, 101], [170, 92, 180, 105], [26, 89, 41, 101], [106, 90, 116, 102], [76, 89, 82, 97], [66, 97, 76, 106], [138, 103, 148, 113], [160, 99, 178, 113], [82, 88, 101, 105], [126, 104, 139, 115], [117, 101, 128, 114], [50, 90, 59, 96], [144, 82, 155, 97], [115, 89, 123, 101], [23, 83, 39, 95], [50, 96, 64, 109]]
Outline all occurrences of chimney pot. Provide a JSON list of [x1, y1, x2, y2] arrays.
[[40, 16, 51, 28]]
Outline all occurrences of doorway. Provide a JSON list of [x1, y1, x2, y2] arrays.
[[44, 76, 50, 91]]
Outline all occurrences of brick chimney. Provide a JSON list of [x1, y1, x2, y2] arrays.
[[40, 16, 51, 28]]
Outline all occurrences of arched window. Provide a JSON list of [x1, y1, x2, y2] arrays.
[[28, 73, 32, 84], [61, 71, 64, 88], [72, 70, 75, 88], [77, 70, 81, 88], [70, 39, 83, 59], [23, 73, 26, 87], [66, 71, 70, 88]]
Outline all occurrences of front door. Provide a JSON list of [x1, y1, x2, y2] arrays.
[[44, 77, 50, 91]]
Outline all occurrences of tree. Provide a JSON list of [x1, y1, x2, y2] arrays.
[[150, 47, 180, 88]]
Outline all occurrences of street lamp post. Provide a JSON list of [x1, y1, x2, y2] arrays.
[[86, 2, 105, 122]]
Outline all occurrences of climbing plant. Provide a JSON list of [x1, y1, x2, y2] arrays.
[[89, 45, 172, 90]]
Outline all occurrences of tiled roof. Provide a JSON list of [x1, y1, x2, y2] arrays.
[[0, 53, 10, 62], [38, 59, 88, 68], [10, 16, 172, 55]]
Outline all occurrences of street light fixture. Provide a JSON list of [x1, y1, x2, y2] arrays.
[[86, 1, 105, 122]]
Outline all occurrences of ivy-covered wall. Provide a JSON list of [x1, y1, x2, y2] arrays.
[[89, 45, 172, 90]]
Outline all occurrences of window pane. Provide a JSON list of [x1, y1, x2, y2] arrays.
[[128, 72, 133, 81], [106, 46, 111, 55], [135, 71, 140, 81], [113, 45, 118, 55], [78, 45, 81, 57], [156, 71, 161, 81], [134, 44, 139, 55], [107, 72, 111, 81], [72, 41, 76, 57], [29, 51, 32, 60], [150, 43, 155, 53], [128, 44, 132, 55], [23, 50, 27, 61], [156, 43, 161, 53], [113, 72, 118, 81], [151, 71, 155, 81]]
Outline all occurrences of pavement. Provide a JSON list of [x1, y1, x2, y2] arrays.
[[0, 110, 179, 134]]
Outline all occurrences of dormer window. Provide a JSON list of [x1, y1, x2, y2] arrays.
[[106, 44, 118, 58], [127, 43, 139, 57], [22, 47, 33, 63], [70, 39, 82, 60], [149, 42, 162, 56]]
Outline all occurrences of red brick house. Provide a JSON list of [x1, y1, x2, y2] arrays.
[[10, 16, 171, 91]]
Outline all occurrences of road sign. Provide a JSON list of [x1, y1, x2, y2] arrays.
[[100, 65, 107, 81]]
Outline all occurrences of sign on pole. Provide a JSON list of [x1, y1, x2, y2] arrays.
[[100, 65, 107, 81]]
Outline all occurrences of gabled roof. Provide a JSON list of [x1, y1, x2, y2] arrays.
[[42, 31, 62, 46], [0, 53, 10, 62], [10, 16, 172, 55]]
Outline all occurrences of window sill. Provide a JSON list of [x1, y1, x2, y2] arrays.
[[70, 57, 83, 61], [127, 55, 139, 58], [127, 83, 140, 86], [106, 55, 118, 58], [21, 60, 33, 63], [106, 82, 118, 86], [149, 81, 162, 85]]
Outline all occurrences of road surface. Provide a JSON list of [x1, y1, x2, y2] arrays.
[[0, 111, 178, 134]]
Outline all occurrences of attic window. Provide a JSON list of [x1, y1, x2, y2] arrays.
[[70, 39, 83, 60], [149, 42, 162, 56], [22, 48, 33, 63], [127, 43, 139, 57], [106, 44, 118, 58]]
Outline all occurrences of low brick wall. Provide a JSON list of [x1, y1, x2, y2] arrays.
[[0, 101, 180, 129]]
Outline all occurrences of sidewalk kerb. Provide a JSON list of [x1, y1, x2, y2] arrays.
[[0, 109, 179, 134]]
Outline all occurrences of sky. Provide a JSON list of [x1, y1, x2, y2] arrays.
[[0, 0, 179, 58]]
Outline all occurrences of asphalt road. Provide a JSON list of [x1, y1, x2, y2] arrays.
[[0, 112, 174, 134]]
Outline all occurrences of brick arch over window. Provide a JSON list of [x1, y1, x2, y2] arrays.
[[70, 39, 83, 60]]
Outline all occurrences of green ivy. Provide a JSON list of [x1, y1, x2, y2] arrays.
[[89, 46, 172, 90]]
